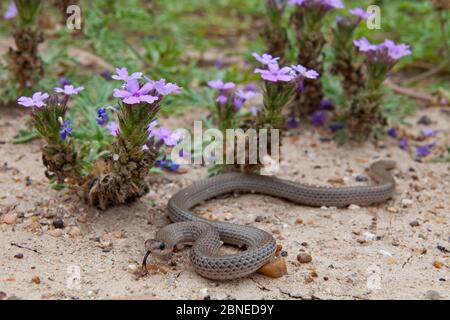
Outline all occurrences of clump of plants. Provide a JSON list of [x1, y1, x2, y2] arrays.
[[8, 0, 44, 92], [290, 0, 343, 116], [18, 68, 182, 210], [207, 53, 318, 173], [344, 38, 412, 141]]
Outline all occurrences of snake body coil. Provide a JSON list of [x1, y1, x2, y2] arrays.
[[145, 160, 396, 280]]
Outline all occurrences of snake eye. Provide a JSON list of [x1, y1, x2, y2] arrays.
[[159, 242, 166, 250]]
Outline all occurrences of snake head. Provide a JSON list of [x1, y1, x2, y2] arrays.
[[144, 239, 172, 257]]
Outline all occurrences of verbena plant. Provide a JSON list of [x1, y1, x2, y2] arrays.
[[17, 68, 182, 210]]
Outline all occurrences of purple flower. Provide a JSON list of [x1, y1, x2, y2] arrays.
[[421, 128, 438, 138], [310, 111, 327, 126], [291, 64, 320, 79], [349, 8, 373, 20], [354, 37, 412, 62], [354, 37, 377, 52], [399, 138, 409, 150], [59, 120, 73, 141], [147, 120, 158, 133], [112, 67, 142, 82], [54, 85, 84, 96], [245, 83, 258, 92], [382, 39, 412, 61], [387, 127, 397, 138], [255, 63, 293, 82], [415, 145, 431, 158], [235, 89, 256, 101], [168, 161, 180, 172], [58, 76, 71, 87], [106, 122, 119, 137], [320, 98, 334, 110], [288, 115, 299, 128], [249, 106, 260, 116], [288, 0, 344, 11], [96, 108, 109, 125], [113, 79, 159, 105], [214, 59, 223, 69], [233, 97, 244, 110], [208, 80, 236, 91], [252, 53, 280, 66], [150, 126, 183, 147], [3, 1, 17, 20], [153, 79, 182, 96], [17, 92, 49, 108], [155, 159, 167, 168], [216, 95, 228, 106]]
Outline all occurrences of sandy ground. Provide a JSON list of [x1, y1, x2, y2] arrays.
[[0, 103, 449, 300]]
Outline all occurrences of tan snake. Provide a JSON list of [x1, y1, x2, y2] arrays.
[[143, 160, 396, 280]]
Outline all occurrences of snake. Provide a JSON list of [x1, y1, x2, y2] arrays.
[[143, 160, 396, 280]]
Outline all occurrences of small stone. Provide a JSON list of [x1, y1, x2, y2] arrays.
[[69, 227, 81, 237], [14, 253, 24, 259], [31, 276, 41, 284], [257, 257, 287, 278], [255, 215, 265, 222], [417, 115, 432, 125], [52, 218, 64, 229], [297, 253, 312, 264], [3, 213, 17, 225], [424, 290, 441, 300], [409, 220, 420, 227], [351, 228, 361, 235], [295, 218, 303, 225], [355, 175, 368, 182], [48, 229, 63, 237], [348, 204, 360, 210], [387, 207, 398, 213], [401, 199, 413, 208], [280, 251, 288, 257], [127, 264, 138, 274], [432, 261, 443, 269], [223, 212, 234, 221]]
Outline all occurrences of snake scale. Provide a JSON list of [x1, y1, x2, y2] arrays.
[[144, 160, 396, 280]]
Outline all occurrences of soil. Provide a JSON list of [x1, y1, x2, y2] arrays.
[[1, 103, 449, 300]]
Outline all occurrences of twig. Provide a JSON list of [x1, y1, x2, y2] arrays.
[[386, 79, 446, 105], [10, 242, 41, 254], [403, 59, 450, 85]]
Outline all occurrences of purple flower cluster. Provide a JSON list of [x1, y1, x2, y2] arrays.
[[208, 80, 255, 111], [387, 127, 437, 158], [354, 37, 412, 63], [288, 0, 344, 11], [349, 8, 373, 20], [112, 67, 181, 105], [253, 52, 319, 83], [96, 108, 109, 125], [155, 159, 180, 172]]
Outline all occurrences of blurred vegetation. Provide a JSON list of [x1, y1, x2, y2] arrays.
[[0, 0, 448, 160]]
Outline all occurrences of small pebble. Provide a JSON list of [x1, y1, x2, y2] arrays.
[[31, 276, 41, 284], [417, 115, 432, 125], [14, 253, 23, 259], [424, 290, 441, 300], [69, 227, 81, 237], [3, 213, 17, 225], [48, 229, 63, 237], [401, 199, 413, 208], [348, 204, 360, 210], [52, 218, 64, 229], [409, 220, 420, 227], [254, 215, 265, 222], [280, 251, 288, 257], [387, 207, 398, 213], [351, 228, 361, 235], [297, 253, 312, 264], [355, 175, 368, 182], [432, 261, 443, 269], [127, 264, 138, 274], [257, 257, 287, 278]]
